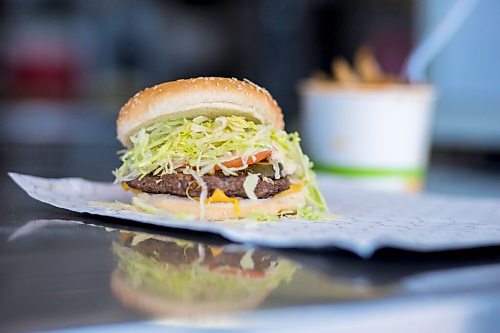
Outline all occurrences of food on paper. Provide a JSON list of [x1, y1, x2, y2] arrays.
[[114, 77, 327, 220]]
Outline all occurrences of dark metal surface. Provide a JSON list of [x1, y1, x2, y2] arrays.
[[2, 144, 500, 333]]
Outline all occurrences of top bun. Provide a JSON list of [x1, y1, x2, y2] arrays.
[[117, 77, 284, 147]]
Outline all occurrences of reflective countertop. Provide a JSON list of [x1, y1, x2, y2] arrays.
[[2, 144, 500, 333]]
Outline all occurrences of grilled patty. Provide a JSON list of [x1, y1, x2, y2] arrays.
[[126, 170, 290, 199]]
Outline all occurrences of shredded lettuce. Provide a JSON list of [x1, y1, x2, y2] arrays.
[[243, 173, 259, 201], [247, 210, 280, 222], [132, 197, 159, 215], [131, 233, 154, 246], [246, 207, 328, 222], [297, 206, 327, 221], [239, 250, 255, 269], [270, 131, 328, 212], [114, 116, 327, 214], [183, 168, 208, 219], [114, 116, 274, 181]]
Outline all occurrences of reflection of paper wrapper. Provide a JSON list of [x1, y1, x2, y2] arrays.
[[300, 81, 436, 192]]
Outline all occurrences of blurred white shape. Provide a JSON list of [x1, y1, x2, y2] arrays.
[[416, 0, 500, 149], [406, 0, 479, 83], [8, 219, 83, 242]]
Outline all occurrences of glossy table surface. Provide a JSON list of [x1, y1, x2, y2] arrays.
[[2, 144, 500, 333]]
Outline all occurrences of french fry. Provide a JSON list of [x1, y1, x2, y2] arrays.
[[327, 44, 402, 84], [332, 57, 360, 83], [354, 45, 384, 83]]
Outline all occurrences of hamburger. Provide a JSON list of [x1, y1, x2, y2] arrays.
[[114, 77, 326, 220], [111, 232, 296, 317]]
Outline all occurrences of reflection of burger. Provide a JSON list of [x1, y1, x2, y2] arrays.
[[113, 77, 326, 220], [111, 232, 296, 317]]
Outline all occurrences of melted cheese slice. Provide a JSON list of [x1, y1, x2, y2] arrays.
[[274, 183, 303, 198], [209, 246, 224, 257], [121, 182, 142, 194], [206, 188, 240, 216]]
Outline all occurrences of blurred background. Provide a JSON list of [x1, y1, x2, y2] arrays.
[[0, 0, 499, 195]]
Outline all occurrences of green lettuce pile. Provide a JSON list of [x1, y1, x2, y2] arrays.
[[114, 115, 327, 219]]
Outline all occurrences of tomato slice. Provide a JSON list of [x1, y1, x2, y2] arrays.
[[215, 150, 271, 170]]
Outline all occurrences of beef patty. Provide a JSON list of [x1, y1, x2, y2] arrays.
[[126, 170, 290, 199]]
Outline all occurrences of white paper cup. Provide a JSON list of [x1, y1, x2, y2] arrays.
[[299, 80, 436, 192]]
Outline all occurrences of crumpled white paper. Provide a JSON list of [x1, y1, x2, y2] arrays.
[[9, 172, 500, 257]]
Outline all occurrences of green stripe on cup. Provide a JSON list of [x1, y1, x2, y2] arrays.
[[314, 163, 425, 179]]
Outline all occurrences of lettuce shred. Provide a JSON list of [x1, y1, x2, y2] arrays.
[[270, 131, 328, 212], [114, 116, 274, 180], [114, 116, 328, 214], [297, 206, 327, 221], [247, 207, 327, 222], [247, 210, 280, 222], [243, 173, 259, 201]]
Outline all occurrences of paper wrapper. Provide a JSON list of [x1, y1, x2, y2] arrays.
[[9, 172, 500, 257]]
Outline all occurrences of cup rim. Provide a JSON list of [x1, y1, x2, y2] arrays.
[[298, 78, 434, 95]]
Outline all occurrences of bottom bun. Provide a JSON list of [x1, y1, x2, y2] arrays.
[[134, 188, 306, 220], [110, 269, 270, 317]]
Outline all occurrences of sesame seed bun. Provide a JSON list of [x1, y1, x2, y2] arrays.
[[117, 77, 284, 147]]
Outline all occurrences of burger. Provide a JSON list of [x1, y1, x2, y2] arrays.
[[114, 77, 326, 220], [111, 232, 296, 317]]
